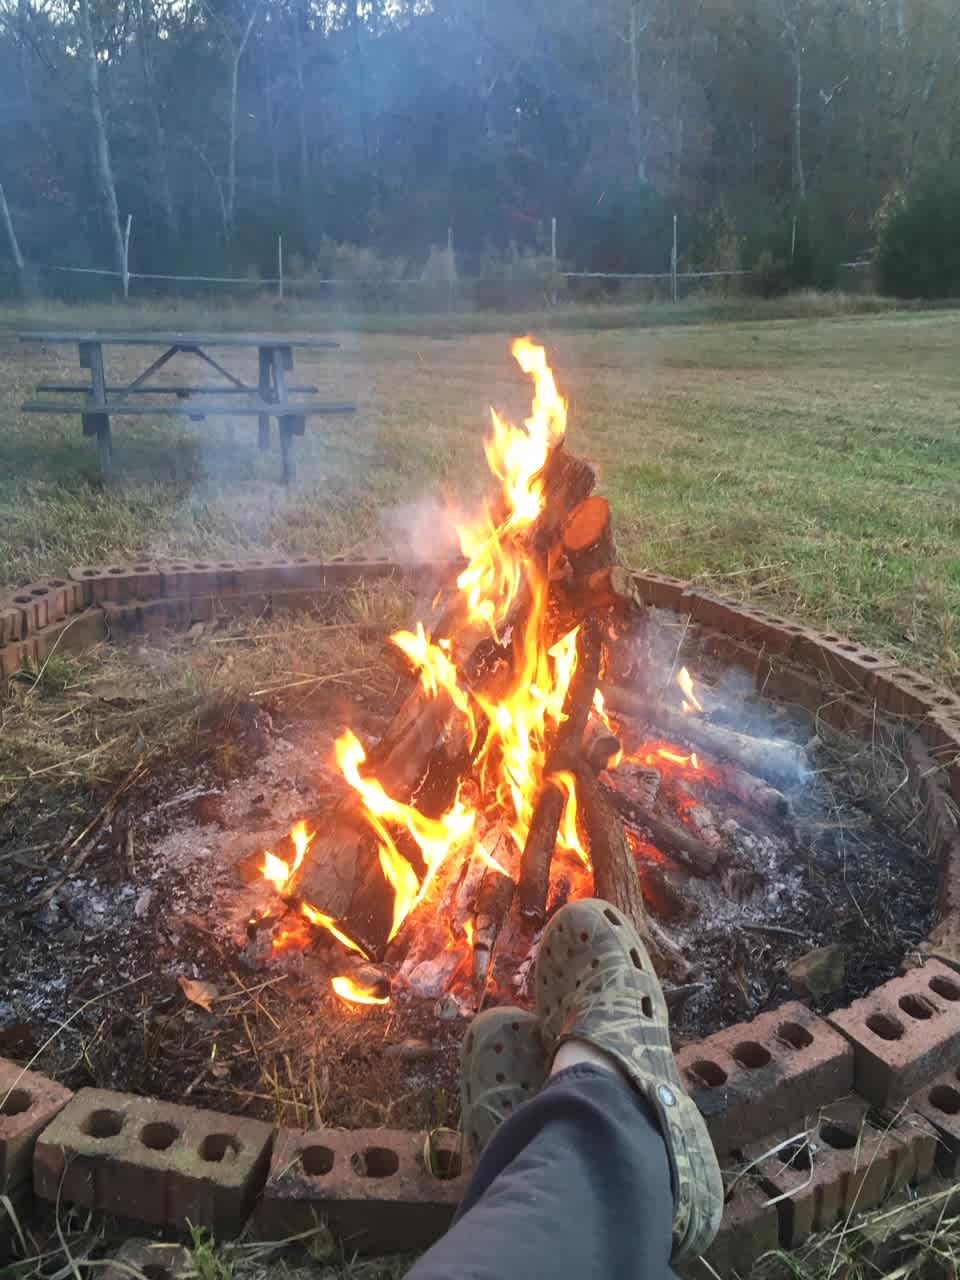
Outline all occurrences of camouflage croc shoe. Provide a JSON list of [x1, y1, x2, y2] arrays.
[[535, 898, 724, 1264], [461, 1007, 549, 1160]]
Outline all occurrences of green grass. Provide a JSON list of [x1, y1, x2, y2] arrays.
[[1, 303, 958, 688]]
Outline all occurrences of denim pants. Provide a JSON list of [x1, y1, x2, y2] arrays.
[[407, 1064, 677, 1280]]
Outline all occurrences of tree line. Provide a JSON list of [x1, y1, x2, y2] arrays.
[[1, 0, 958, 290]]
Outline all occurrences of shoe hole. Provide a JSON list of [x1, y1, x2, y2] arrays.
[[687, 1059, 727, 1088], [140, 1121, 179, 1151], [351, 1146, 399, 1178], [465, 1033, 474, 1053], [199, 1133, 240, 1163], [568, 949, 575, 959], [776, 1021, 814, 1050], [900, 993, 937, 1020], [429, 1145, 462, 1180], [930, 976, 960, 1002], [732, 1041, 772, 1070], [929, 1085, 960, 1115], [495, 1073, 505, 1084], [778, 1139, 812, 1172], [575, 980, 581, 989], [503, 1100, 513, 1112], [630, 948, 644, 970], [867, 1012, 904, 1041], [494, 1043, 503, 1054], [604, 908, 622, 926], [580, 932, 588, 942], [641, 996, 653, 1018], [591, 958, 599, 969], [521, 1082, 530, 1091], [0, 1089, 31, 1117], [546, 947, 552, 957], [819, 1122, 857, 1150], [83, 1109, 124, 1139], [511, 1021, 520, 1032], [464, 1084, 471, 1102], [300, 1145, 335, 1176]]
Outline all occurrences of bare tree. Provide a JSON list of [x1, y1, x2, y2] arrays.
[[77, 0, 125, 272], [134, 0, 176, 243], [202, 0, 263, 239]]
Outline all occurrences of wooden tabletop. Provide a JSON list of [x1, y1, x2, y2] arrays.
[[18, 331, 340, 349]]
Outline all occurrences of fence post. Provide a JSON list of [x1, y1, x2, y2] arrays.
[[122, 213, 132, 299], [0, 182, 25, 294], [671, 213, 678, 303], [790, 216, 798, 265], [278, 234, 284, 299], [551, 215, 557, 306], [447, 224, 454, 312]]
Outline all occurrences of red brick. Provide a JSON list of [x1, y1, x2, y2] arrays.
[[30, 611, 108, 664], [102, 598, 192, 641], [827, 959, 960, 1106], [100, 1238, 189, 1280], [0, 642, 28, 681], [0, 607, 23, 644], [252, 1126, 467, 1253], [793, 630, 897, 694], [0, 1059, 72, 1192], [815, 691, 879, 740], [906, 1065, 960, 1176], [753, 661, 827, 716], [683, 592, 808, 658], [746, 1099, 935, 1249], [686, 1178, 779, 1279], [70, 564, 163, 605], [629, 571, 689, 611], [873, 668, 951, 721], [34, 1087, 273, 1236], [674, 1002, 854, 1156], [320, 558, 398, 586]]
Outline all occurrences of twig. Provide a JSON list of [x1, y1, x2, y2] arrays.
[[250, 666, 374, 698]]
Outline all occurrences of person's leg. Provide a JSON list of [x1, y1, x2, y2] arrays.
[[408, 1061, 676, 1280]]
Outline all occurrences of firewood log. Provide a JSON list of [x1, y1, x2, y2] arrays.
[[582, 715, 622, 773], [562, 496, 615, 579], [517, 617, 603, 922], [607, 790, 720, 876], [472, 868, 516, 988]]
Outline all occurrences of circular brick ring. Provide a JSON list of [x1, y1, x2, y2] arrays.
[[2, 558, 959, 1275]]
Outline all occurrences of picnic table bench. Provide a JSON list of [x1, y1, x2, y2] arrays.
[[18, 330, 357, 485]]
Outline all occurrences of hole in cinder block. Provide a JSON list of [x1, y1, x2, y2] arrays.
[[199, 1133, 241, 1162], [930, 1085, 960, 1115], [819, 1121, 858, 1150], [47, 579, 67, 588], [866, 1012, 904, 1041], [132, 564, 151, 573], [300, 1145, 335, 1177], [140, 1121, 180, 1151], [193, 563, 211, 570], [930, 976, 960, 1002], [108, 567, 125, 575], [732, 1041, 772, 1070], [861, 654, 879, 664], [776, 1021, 814, 1050], [13, 596, 30, 604], [822, 634, 840, 643], [83, 1108, 125, 1138], [777, 1140, 812, 1173], [900, 993, 938, 1021], [687, 1059, 727, 1088], [0, 1088, 31, 1116], [428, 1146, 462, 1180], [837, 643, 857, 653], [352, 1146, 400, 1178]]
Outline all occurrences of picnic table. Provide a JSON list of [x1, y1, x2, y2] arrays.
[[18, 330, 356, 485]]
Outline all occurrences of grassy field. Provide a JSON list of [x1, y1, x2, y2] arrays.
[[1, 301, 958, 687]]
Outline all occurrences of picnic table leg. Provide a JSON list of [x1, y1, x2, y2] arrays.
[[82, 413, 113, 482], [258, 348, 273, 451], [279, 415, 303, 486], [80, 340, 113, 482]]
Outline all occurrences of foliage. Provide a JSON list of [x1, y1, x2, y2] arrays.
[[877, 168, 960, 298]]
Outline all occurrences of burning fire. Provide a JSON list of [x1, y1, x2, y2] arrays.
[[678, 666, 704, 715], [331, 975, 389, 1006], [261, 820, 314, 893]]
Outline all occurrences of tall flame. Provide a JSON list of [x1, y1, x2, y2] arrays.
[[678, 667, 704, 715], [331, 975, 390, 1006]]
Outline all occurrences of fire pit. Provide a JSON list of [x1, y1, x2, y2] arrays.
[[2, 339, 956, 1159]]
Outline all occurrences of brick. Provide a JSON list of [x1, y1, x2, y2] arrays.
[[739, 609, 811, 657], [320, 557, 398, 586], [874, 668, 960, 721], [0, 641, 28, 680], [905, 735, 958, 859], [34, 1087, 273, 1236], [682, 1178, 779, 1280], [9, 586, 49, 632], [252, 1126, 468, 1253], [754, 661, 827, 716], [827, 959, 960, 1106], [30, 610, 108, 665], [0, 1059, 72, 1192], [0, 606, 24, 644], [907, 1065, 960, 1176], [674, 1002, 854, 1156], [683, 591, 808, 659], [102, 598, 192, 641], [100, 1238, 189, 1280], [815, 691, 879, 740], [629, 570, 689, 611], [70, 563, 163, 605], [0, 1179, 32, 1259], [8, 578, 80, 632], [792, 629, 897, 694], [747, 1099, 935, 1249]]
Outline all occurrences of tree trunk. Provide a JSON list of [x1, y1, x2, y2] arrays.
[[135, 0, 176, 244], [628, 0, 648, 185], [792, 39, 806, 201], [0, 183, 25, 291], [78, 0, 125, 276], [226, 48, 240, 237]]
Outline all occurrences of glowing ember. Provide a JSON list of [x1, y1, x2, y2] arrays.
[[678, 666, 704, 715], [331, 975, 390, 1006], [592, 689, 624, 769], [261, 820, 315, 893], [300, 901, 369, 958]]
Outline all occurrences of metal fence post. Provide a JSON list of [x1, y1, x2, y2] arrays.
[[551, 215, 558, 305], [671, 213, 679, 303], [447, 224, 454, 312], [122, 214, 132, 299], [278, 234, 284, 299]]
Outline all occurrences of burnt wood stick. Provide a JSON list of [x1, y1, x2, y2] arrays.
[[608, 790, 720, 876], [600, 681, 810, 784], [517, 616, 604, 923], [562, 496, 616, 579], [709, 764, 791, 820], [472, 868, 516, 988], [533, 445, 597, 553], [582, 715, 623, 773], [574, 762, 691, 982]]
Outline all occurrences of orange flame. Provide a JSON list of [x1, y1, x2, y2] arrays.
[[300, 900, 369, 958], [678, 667, 704, 715], [261, 820, 315, 893], [552, 770, 590, 868], [592, 690, 624, 769], [331, 975, 390, 1006]]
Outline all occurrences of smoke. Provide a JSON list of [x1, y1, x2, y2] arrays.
[[376, 496, 463, 563]]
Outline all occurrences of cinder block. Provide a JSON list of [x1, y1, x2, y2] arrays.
[[827, 960, 960, 1106], [252, 1126, 468, 1254], [674, 1002, 854, 1156], [923, 835, 960, 972], [102, 598, 192, 641], [908, 1065, 960, 1175], [0, 1178, 32, 1258], [100, 1238, 189, 1280], [70, 564, 163, 605], [321, 558, 397, 586], [629, 570, 689, 611], [683, 592, 808, 659], [684, 1178, 779, 1280], [9, 586, 50, 632], [747, 1099, 935, 1249], [158, 561, 222, 597], [34, 1087, 273, 1236], [30, 611, 108, 665], [0, 1058, 72, 1191]]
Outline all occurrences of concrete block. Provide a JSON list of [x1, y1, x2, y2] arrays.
[[100, 1238, 189, 1280], [34, 1087, 273, 1236], [629, 571, 689, 611], [0, 1058, 72, 1191], [69, 564, 162, 605], [683, 1179, 779, 1280], [30, 611, 108, 665], [754, 661, 827, 716], [747, 1099, 934, 1250], [0, 1179, 32, 1259], [674, 1002, 854, 1156], [102, 598, 193, 642], [907, 1066, 960, 1176], [827, 959, 960, 1106], [252, 1126, 467, 1254], [158, 561, 222, 598]]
